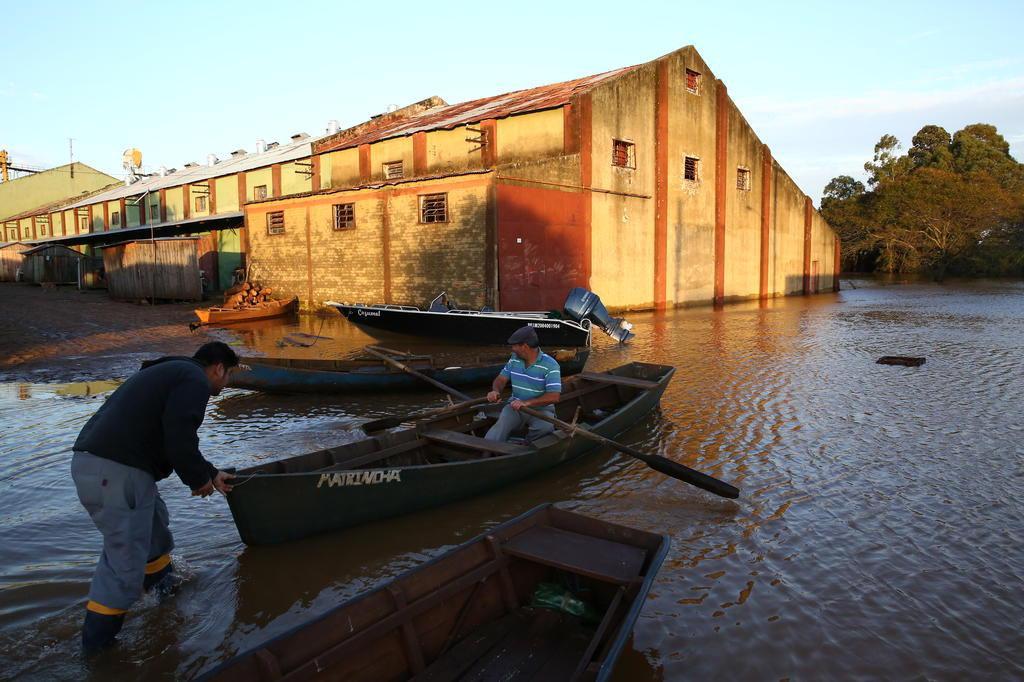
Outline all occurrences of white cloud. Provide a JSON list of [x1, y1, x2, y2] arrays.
[[744, 75, 1024, 126]]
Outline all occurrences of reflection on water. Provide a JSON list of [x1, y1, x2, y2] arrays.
[[1, 279, 1023, 680]]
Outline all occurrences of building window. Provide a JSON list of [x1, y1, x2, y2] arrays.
[[611, 139, 635, 169], [419, 193, 448, 224], [685, 69, 702, 95], [195, 195, 207, 212], [39, 220, 48, 235], [266, 211, 285, 235], [737, 167, 752, 191], [683, 156, 700, 182], [383, 161, 404, 180], [111, 211, 120, 227], [253, 185, 268, 201], [333, 203, 355, 230], [151, 203, 160, 221], [80, 217, 89, 232]]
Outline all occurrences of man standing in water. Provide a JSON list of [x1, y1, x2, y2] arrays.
[[71, 341, 238, 654], [485, 325, 562, 442]]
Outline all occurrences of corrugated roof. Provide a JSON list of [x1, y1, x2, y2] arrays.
[[315, 66, 639, 154], [58, 134, 328, 211]]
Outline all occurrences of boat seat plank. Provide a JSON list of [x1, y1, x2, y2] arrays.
[[577, 372, 659, 390], [502, 526, 647, 585], [412, 611, 522, 681], [459, 608, 591, 681], [422, 429, 536, 457]]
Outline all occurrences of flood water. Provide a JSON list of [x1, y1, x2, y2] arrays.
[[1, 279, 1022, 680]]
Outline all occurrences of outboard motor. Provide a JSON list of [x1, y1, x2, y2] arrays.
[[563, 288, 635, 343]]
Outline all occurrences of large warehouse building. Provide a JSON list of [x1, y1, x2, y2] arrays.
[[12, 45, 838, 311]]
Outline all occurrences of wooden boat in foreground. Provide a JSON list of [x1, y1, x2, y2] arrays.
[[194, 296, 298, 325], [225, 362, 674, 545], [229, 348, 590, 393], [199, 504, 670, 682]]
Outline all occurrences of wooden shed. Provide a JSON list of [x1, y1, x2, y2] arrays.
[[19, 243, 86, 285], [101, 237, 203, 301], [0, 241, 28, 282]]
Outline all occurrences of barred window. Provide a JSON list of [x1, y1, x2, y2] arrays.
[[383, 160, 404, 180], [333, 203, 355, 230], [111, 211, 120, 227], [266, 211, 285, 235], [611, 139, 635, 168], [684, 156, 700, 182], [253, 185, 268, 201], [685, 69, 702, 95], [419, 193, 448, 224], [737, 167, 752, 191], [195, 195, 207, 212]]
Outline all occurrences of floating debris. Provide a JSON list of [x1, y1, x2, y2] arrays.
[[877, 356, 926, 367]]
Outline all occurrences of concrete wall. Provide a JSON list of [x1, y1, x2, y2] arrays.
[[281, 159, 312, 196], [770, 167, 807, 295], [0, 163, 117, 223], [215, 176, 239, 213], [245, 174, 492, 309], [495, 109, 564, 164], [587, 63, 658, 310], [246, 168, 273, 202]]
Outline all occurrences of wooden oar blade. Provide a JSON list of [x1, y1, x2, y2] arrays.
[[637, 452, 739, 499]]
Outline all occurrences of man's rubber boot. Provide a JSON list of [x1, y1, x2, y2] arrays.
[[82, 609, 125, 655], [143, 557, 181, 600]]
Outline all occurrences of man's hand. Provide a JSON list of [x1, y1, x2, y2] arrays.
[[487, 390, 501, 403], [191, 480, 215, 497], [510, 399, 526, 411], [213, 470, 235, 495]]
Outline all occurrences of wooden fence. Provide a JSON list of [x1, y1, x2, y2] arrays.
[[102, 238, 203, 301]]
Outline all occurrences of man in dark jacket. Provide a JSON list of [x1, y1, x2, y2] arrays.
[[71, 341, 238, 654]]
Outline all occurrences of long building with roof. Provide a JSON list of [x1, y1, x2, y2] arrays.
[[13, 45, 839, 310]]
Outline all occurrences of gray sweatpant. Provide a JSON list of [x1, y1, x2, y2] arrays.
[[484, 403, 556, 443], [71, 451, 174, 611]]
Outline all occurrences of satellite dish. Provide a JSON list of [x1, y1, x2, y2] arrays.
[[122, 148, 142, 170]]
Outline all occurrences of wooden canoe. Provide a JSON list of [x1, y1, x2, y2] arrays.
[[224, 362, 674, 545], [194, 296, 298, 325], [199, 504, 670, 682], [228, 348, 590, 393]]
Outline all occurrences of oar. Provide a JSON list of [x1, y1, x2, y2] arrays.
[[363, 346, 472, 401], [361, 396, 491, 433], [360, 347, 740, 499], [516, 405, 739, 499]]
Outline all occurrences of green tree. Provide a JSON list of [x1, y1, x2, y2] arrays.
[[864, 134, 911, 186], [951, 124, 1022, 189], [908, 125, 953, 170]]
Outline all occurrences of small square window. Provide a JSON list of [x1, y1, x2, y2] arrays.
[[333, 203, 355, 230], [80, 217, 89, 232], [612, 139, 635, 169], [419, 193, 448, 224], [383, 161, 404, 180], [195, 195, 207, 212], [683, 156, 700, 182], [253, 185, 268, 201], [111, 211, 120, 227], [685, 69, 702, 95], [737, 167, 752, 191], [266, 211, 285, 235]]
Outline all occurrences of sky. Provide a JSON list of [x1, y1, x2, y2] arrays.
[[3, 0, 1023, 202]]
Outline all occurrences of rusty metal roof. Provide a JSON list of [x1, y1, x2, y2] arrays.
[[315, 65, 640, 154]]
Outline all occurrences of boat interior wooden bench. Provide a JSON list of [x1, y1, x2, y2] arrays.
[[421, 429, 536, 458]]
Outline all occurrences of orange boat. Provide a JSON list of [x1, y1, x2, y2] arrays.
[[194, 296, 298, 326]]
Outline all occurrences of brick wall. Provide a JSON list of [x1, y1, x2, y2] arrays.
[[245, 174, 492, 310]]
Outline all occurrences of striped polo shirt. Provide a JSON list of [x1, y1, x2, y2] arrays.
[[500, 351, 561, 401]]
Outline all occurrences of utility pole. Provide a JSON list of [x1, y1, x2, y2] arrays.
[[69, 138, 74, 178]]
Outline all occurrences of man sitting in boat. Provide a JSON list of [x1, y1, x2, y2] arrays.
[[485, 325, 561, 443]]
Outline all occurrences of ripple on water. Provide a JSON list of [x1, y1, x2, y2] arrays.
[[1, 281, 1024, 679]]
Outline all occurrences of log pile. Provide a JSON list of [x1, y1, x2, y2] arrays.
[[223, 282, 274, 309]]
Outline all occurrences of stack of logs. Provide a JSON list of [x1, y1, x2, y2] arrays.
[[224, 282, 273, 308]]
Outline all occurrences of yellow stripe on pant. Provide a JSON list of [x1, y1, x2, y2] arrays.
[[86, 600, 127, 616], [145, 553, 171, 574]]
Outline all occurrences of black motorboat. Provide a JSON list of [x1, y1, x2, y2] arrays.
[[326, 288, 634, 346]]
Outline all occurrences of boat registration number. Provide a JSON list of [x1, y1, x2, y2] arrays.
[[317, 470, 402, 488]]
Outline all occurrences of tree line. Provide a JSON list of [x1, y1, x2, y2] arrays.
[[821, 124, 1024, 279]]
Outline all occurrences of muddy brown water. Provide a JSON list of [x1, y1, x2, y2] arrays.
[[1, 280, 1022, 680]]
